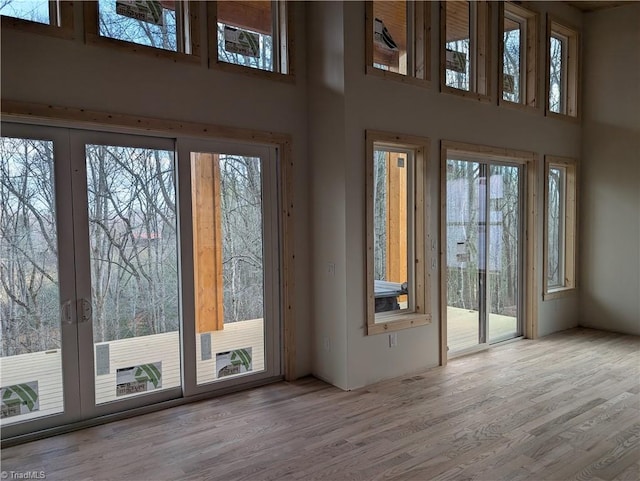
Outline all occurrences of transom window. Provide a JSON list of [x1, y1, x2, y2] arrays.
[[547, 19, 579, 117], [97, 0, 184, 52], [213, 1, 289, 74], [441, 1, 491, 97], [501, 3, 537, 106], [367, 1, 430, 82]]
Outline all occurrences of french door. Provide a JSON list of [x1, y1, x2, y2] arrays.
[[445, 157, 524, 354], [0, 123, 281, 439]]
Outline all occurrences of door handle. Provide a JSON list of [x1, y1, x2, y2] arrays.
[[77, 298, 93, 323], [61, 300, 73, 325]]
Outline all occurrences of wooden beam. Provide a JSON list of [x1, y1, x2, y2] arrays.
[[386, 152, 408, 303], [191, 153, 224, 333]]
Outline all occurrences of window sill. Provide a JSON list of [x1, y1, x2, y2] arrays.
[[1, 16, 74, 40], [545, 109, 580, 123], [366, 66, 431, 88], [499, 98, 541, 114], [543, 287, 577, 301], [86, 33, 201, 65], [212, 60, 295, 84], [440, 85, 492, 103], [367, 312, 431, 335]]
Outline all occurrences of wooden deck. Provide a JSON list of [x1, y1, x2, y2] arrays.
[[0, 318, 264, 425], [447, 306, 519, 353], [2, 328, 639, 480]]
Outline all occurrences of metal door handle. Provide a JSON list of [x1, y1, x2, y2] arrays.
[[61, 300, 73, 325], [77, 298, 93, 323]]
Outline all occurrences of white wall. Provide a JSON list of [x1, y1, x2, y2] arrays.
[[0, 3, 312, 377], [307, 1, 350, 389], [308, 1, 583, 390], [580, 3, 640, 335]]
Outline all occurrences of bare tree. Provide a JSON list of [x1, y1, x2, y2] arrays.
[[219, 155, 264, 323], [0, 138, 60, 356]]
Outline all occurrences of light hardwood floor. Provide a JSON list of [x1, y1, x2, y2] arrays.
[[2, 328, 639, 481]]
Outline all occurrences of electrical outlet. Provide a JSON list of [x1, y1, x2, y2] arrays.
[[389, 333, 398, 348], [323, 337, 331, 351]]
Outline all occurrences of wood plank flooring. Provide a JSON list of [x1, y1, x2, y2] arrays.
[[2, 328, 639, 481]]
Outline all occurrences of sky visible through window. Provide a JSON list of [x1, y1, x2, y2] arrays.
[[0, 0, 50, 24]]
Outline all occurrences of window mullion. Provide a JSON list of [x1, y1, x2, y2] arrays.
[[406, 1, 415, 76], [271, 1, 281, 73], [176, 1, 186, 54]]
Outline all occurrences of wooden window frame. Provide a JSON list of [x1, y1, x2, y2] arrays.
[[84, 1, 201, 63], [543, 155, 577, 300], [499, 2, 538, 109], [366, 130, 431, 336], [365, 1, 431, 87], [546, 17, 579, 119], [0, 0, 74, 40], [439, 141, 538, 365], [208, 1, 294, 82], [440, 1, 492, 102]]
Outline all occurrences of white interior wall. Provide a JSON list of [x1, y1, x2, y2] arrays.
[[307, 1, 350, 389], [580, 3, 640, 335]]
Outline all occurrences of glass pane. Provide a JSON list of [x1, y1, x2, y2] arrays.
[[98, 0, 179, 52], [372, 1, 407, 75], [503, 16, 522, 103], [217, 1, 273, 71], [0, 137, 63, 424], [446, 159, 481, 351], [85, 144, 180, 404], [487, 165, 520, 343], [191, 153, 265, 384], [549, 35, 564, 113], [373, 149, 411, 316], [0, 0, 50, 25], [548, 167, 566, 289], [445, 1, 470, 91]]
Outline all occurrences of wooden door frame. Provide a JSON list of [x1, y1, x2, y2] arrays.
[[439, 140, 538, 365]]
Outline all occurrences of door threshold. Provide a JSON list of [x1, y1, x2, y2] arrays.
[[448, 343, 490, 359], [447, 336, 524, 360]]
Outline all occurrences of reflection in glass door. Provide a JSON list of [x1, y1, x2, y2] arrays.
[[446, 158, 523, 354], [0, 126, 81, 434], [81, 142, 181, 405], [186, 144, 280, 390], [0, 136, 65, 423], [487, 164, 520, 343]]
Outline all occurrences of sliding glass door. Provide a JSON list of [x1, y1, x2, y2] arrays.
[[445, 157, 523, 354], [179, 139, 281, 396], [1, 124, 282, 439], [0, 125, 80, 430], [73, 132, 183, 415]]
